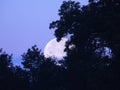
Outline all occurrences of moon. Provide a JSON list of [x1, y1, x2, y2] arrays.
[[44, 38, 67, 59]]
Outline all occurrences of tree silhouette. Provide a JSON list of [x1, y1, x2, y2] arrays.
[[0, 49, 13, 89], [22, 45, 66, 90], [0, 0, 120, 90], [50, 0, 120, 89], [13, 66, 30, 90]]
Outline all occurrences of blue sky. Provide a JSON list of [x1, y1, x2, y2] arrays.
[[0, 0, 88, 65]]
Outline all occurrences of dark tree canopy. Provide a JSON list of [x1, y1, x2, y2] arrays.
[[21, 45, 66, 90], [0, 0, 120, 90], [50, 0, 120, 89]]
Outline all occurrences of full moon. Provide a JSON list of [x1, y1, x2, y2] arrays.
[[44, 38, 67, 59]]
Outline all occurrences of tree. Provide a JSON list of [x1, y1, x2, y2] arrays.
[[50, 0, 120, 89], [22, 45, 66, 90], [0, 49, 15, 90], [13, 66, 31, 90], [22, 45, 45, 87]]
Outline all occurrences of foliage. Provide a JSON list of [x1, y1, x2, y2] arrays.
[[50, 0, 120, 89], [0, 0, 120, 90], [22, 45, 66, 90], [0, 49, 14, 90]]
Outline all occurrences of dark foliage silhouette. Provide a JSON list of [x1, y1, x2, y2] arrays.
[[50, 0, 120, 90], [0, 49, 14, 90], [0, 0, 120, 90], [22, 45, 66, 90]]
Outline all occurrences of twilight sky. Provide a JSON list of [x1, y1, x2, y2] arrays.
[[0, 0, 88, 65]]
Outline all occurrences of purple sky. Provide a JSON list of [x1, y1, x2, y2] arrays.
[[0, 0, 88, 65]]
